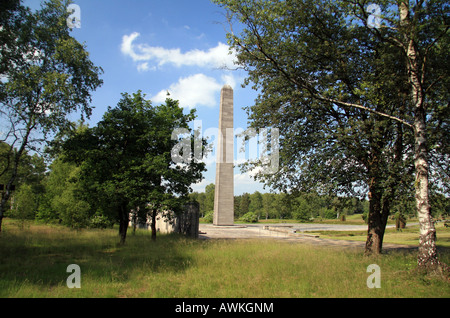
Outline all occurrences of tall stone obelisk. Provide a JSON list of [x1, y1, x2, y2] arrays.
[[213, 85, 234, 226]]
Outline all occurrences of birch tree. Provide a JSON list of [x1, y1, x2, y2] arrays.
[[0, 0, 103, 231]]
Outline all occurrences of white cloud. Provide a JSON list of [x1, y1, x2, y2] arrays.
[[121, 32, 237, 70], [151, 73, 235, 108], [137, 62, 151, 72]]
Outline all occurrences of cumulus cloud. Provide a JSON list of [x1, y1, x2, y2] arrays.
[[121, 32, 237, 70], [151, 73, 236, 108]]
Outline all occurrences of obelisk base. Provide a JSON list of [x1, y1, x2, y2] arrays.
[[213, 162, 234, 226]]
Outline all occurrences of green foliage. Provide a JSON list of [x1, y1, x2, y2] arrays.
[[35, 193, 55, 223], [212, 0, 449, 258], [90, 214, 113, 229], [204, 183, 215, 213], [0, 0, 102, 226], [11, 184, 37, 227], [202, 210, 214, 223], [362, 211, 369, 224], [59, 91, 207, 242], [239, 193, 250, 215], [40, 157, 92, 228], [64, 200, 91, 230], [194, 186, 369, 222], [249, 191, 263, 214], [239, 212, 258, 223], [1, 142, 47, 217], [291, 197, 311, 222], [323, 209, 338, 220], [395, 212, 407, 231]]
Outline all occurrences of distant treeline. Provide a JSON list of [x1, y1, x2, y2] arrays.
[[190, 183, 368, 222], [190, 183, 449, 223]]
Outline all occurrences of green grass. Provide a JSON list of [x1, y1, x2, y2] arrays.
[[311, 222, 450, 248], [0, 219, 449, 298]]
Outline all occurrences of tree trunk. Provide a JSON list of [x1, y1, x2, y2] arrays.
[[414, 106, 439, 269], [150, 208, 157, 240], [365, 181, 386, 255], [399, 1, 440, 270], [397, 0, 444, 272], [118, 203, 129, 244]]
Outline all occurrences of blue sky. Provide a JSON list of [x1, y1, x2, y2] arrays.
[[24, 0, 270, 195]]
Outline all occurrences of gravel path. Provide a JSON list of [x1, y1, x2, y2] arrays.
[[198, 223, 418, 252]]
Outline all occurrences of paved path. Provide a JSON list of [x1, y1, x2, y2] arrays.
[[198, 223, 418, 252]]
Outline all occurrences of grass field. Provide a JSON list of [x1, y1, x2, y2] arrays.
[[303, 215, 450, 247], [0, 219, 449, 298], [312, 223, 450, 247]]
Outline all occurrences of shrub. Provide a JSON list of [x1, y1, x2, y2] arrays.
[[240, 212, 258, 223], [203, 210, 214, 223], [362, 211, 368, 224], [11, 184, 37, 228], [395, 212, 407, 231], [90, 214, 113, 229], [323, 208, 337, 219]]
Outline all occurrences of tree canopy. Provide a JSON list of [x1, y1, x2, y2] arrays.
[[59, 91, 207, 242], [0, 0, 103, 231], [215, 0, 449, 270]]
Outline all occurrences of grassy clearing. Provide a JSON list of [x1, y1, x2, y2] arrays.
[[0, 219, 449, 298], [312, 222, 450, 248]]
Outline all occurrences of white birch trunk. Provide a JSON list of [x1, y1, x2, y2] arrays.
[[400, 1, 439, 269]]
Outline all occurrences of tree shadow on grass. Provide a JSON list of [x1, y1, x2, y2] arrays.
[[0, 225, 195, 296]]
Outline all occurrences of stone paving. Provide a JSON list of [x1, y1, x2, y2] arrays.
[[198, 223, 417, 252]]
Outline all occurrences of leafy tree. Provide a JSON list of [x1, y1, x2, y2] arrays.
[[0, 0, 103, 231], [204, 183, 215, 212], [215, 0, 449, 271], [291, 196, 311, 222], [261, 192, 275, 220], [249, 191, 263, 216], [273, 192, 291, 219], [38, 156, 92, 228], [0, 142, 47, 220], [239, 211, 258, 223], [11, 183, 36, 227], [240, 192, 250, 215], [233, 194, 241, 218], [61, 92, 206, 243]]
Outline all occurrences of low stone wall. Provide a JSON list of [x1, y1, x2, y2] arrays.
[[264, 226, 319, 238], [129, 202, 199, 238]]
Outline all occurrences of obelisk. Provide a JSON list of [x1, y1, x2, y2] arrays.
[[213, 85, 234, 226]]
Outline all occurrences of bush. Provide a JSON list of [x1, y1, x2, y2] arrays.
[[291, 198, 311, 222], [323, 208, 337, 219], [90, 214, 113, 229], [12, 184, 37, 227], [239, 212, 258, 223], [395, 212, 407, 231], [65, 200, 91, 230], [362, 211, 368, 224], [203, 210, 214, 223]]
